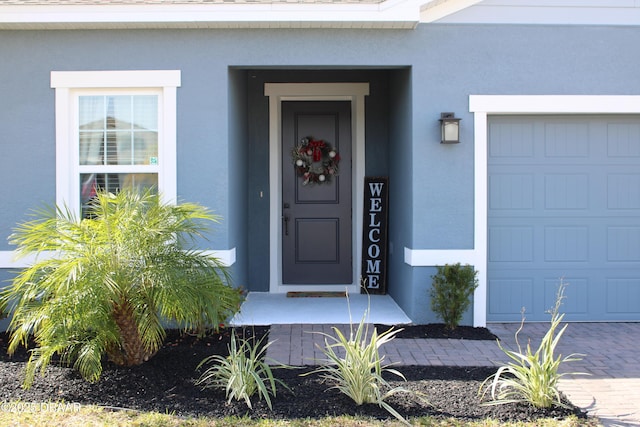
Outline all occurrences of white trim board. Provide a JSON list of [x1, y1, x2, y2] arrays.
[[0, 2, 426, 30], [430, 0, 640, 26], [0, 249, 237, 269], [264, 82, 370, 294], [51, 70, 180, 211], [407, 95, 640, 327]]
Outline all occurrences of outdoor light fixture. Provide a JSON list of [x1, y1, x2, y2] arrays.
[[439, 112, 461, 144]]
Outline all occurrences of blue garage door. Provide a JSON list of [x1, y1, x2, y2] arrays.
[[488, 115, 640, 321]]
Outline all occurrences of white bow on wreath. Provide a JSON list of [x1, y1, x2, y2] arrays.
[[291, 137, 340, 185]]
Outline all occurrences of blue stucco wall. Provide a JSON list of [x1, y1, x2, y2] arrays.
[[1, 24, 640, 323]]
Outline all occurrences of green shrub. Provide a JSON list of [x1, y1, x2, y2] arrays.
[[479, 281, 588, 408], [0, 188, 243, 387], [196, 329, 288, 410], [430, 263, 479, 329], [304, 311, 419, 425]]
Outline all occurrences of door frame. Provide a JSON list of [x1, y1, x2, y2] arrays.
[[265, 82, 370, 293]]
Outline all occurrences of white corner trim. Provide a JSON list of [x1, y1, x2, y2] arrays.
[[0, 248, 236, 269]]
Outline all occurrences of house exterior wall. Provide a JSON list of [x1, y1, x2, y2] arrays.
[[1, 23, 639, 324]]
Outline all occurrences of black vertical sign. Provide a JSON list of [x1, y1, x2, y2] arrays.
[[361, 177, 388, 294]]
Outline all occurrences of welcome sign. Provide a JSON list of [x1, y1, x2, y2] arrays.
[[361, 176, 388, 294]]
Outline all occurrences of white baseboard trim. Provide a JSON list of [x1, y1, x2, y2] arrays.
[[403, 247, 481, 267], [0, 248, 236, 269]]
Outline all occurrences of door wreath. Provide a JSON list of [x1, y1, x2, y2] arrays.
[[291, 137, 340, 185]]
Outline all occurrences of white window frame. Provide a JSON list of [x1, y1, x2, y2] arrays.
[[51, 70, 181, 213]]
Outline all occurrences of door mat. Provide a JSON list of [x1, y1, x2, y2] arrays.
[[286, 291, 347, 298]]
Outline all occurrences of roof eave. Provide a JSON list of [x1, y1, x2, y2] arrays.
[[0, 2, 428, 30]]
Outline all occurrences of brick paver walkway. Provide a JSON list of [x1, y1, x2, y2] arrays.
[[266, 322, 640, 427]]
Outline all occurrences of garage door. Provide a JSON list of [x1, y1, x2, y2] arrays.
[[488, 115, 640, 321]]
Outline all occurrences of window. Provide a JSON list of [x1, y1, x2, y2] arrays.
[[51, 71, 180, 216]]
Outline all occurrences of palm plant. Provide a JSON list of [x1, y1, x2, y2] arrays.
[[1, 188, 243, 387]]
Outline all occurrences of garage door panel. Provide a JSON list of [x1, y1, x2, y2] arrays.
[[488, 115, 640, 321], [544, 226, 589, 262], [607, 122, 640, 157], [544, 121, 590, 158], [489, 174, 534, 210], [607, 227, 640, 262], [544, 174, 589, 210], [608, 174, 640, 210], [607, 279, 640, 314], [544, 278, 589, 316], [488, 278, 534, 317], [489, 226, 534, 262]]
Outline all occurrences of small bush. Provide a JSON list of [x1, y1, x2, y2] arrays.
[[430, 263, 479, 329], [479, 281, 588, 409], [196, 329, 288, 410]]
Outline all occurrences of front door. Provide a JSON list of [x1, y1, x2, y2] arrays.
[[281, 101, 352, 285]]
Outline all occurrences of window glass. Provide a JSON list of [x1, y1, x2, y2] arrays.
[[79, 95, 158, 167], [80, 173, 158, 218], [78, 94, 160, 217]]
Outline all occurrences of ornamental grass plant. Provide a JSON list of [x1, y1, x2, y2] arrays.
[[480, 281, 587, 409], [1, 188, 243, 387], [304, 301, 420, 425], [196, 329, 289, 410]]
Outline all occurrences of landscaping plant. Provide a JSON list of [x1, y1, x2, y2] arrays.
[[1, 188, 243, 387], [480, 281, 587, 408], [430, 263, 479, 330], [196, 329, 288, 410], [304, 309, 417, 425]]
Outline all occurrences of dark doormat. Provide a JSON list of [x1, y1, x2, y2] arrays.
[[286, 291, 347, 298]]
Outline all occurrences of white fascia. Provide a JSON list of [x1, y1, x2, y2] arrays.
[[428, 0, 640, 26], [0, 1, 426, 29], [420, 0, 483, 23]]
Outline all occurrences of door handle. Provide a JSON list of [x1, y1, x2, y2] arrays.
[[283, 215, 290, 236]]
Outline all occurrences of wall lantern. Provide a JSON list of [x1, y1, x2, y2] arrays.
[[439, 112, 461, 144]]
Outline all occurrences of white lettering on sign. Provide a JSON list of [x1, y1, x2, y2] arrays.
[[369, 182, 384, 197], [364, 181, 385, 289], [366, 259, 381, 274]]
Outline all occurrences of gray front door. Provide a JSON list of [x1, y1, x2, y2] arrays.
[[281, 101, 352, 284]]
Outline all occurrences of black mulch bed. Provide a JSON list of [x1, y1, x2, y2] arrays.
[[376, 324, 499, 340], [0, 326, 587, 423]]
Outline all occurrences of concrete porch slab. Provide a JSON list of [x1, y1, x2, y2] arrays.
[[229, 292, 412, 326]]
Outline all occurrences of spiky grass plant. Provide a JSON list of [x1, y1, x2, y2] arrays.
[[480, 281, 587, 408], [1, 188, 243, 387], [304, 309, 417, 425], [196, 330, 288, 410]]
